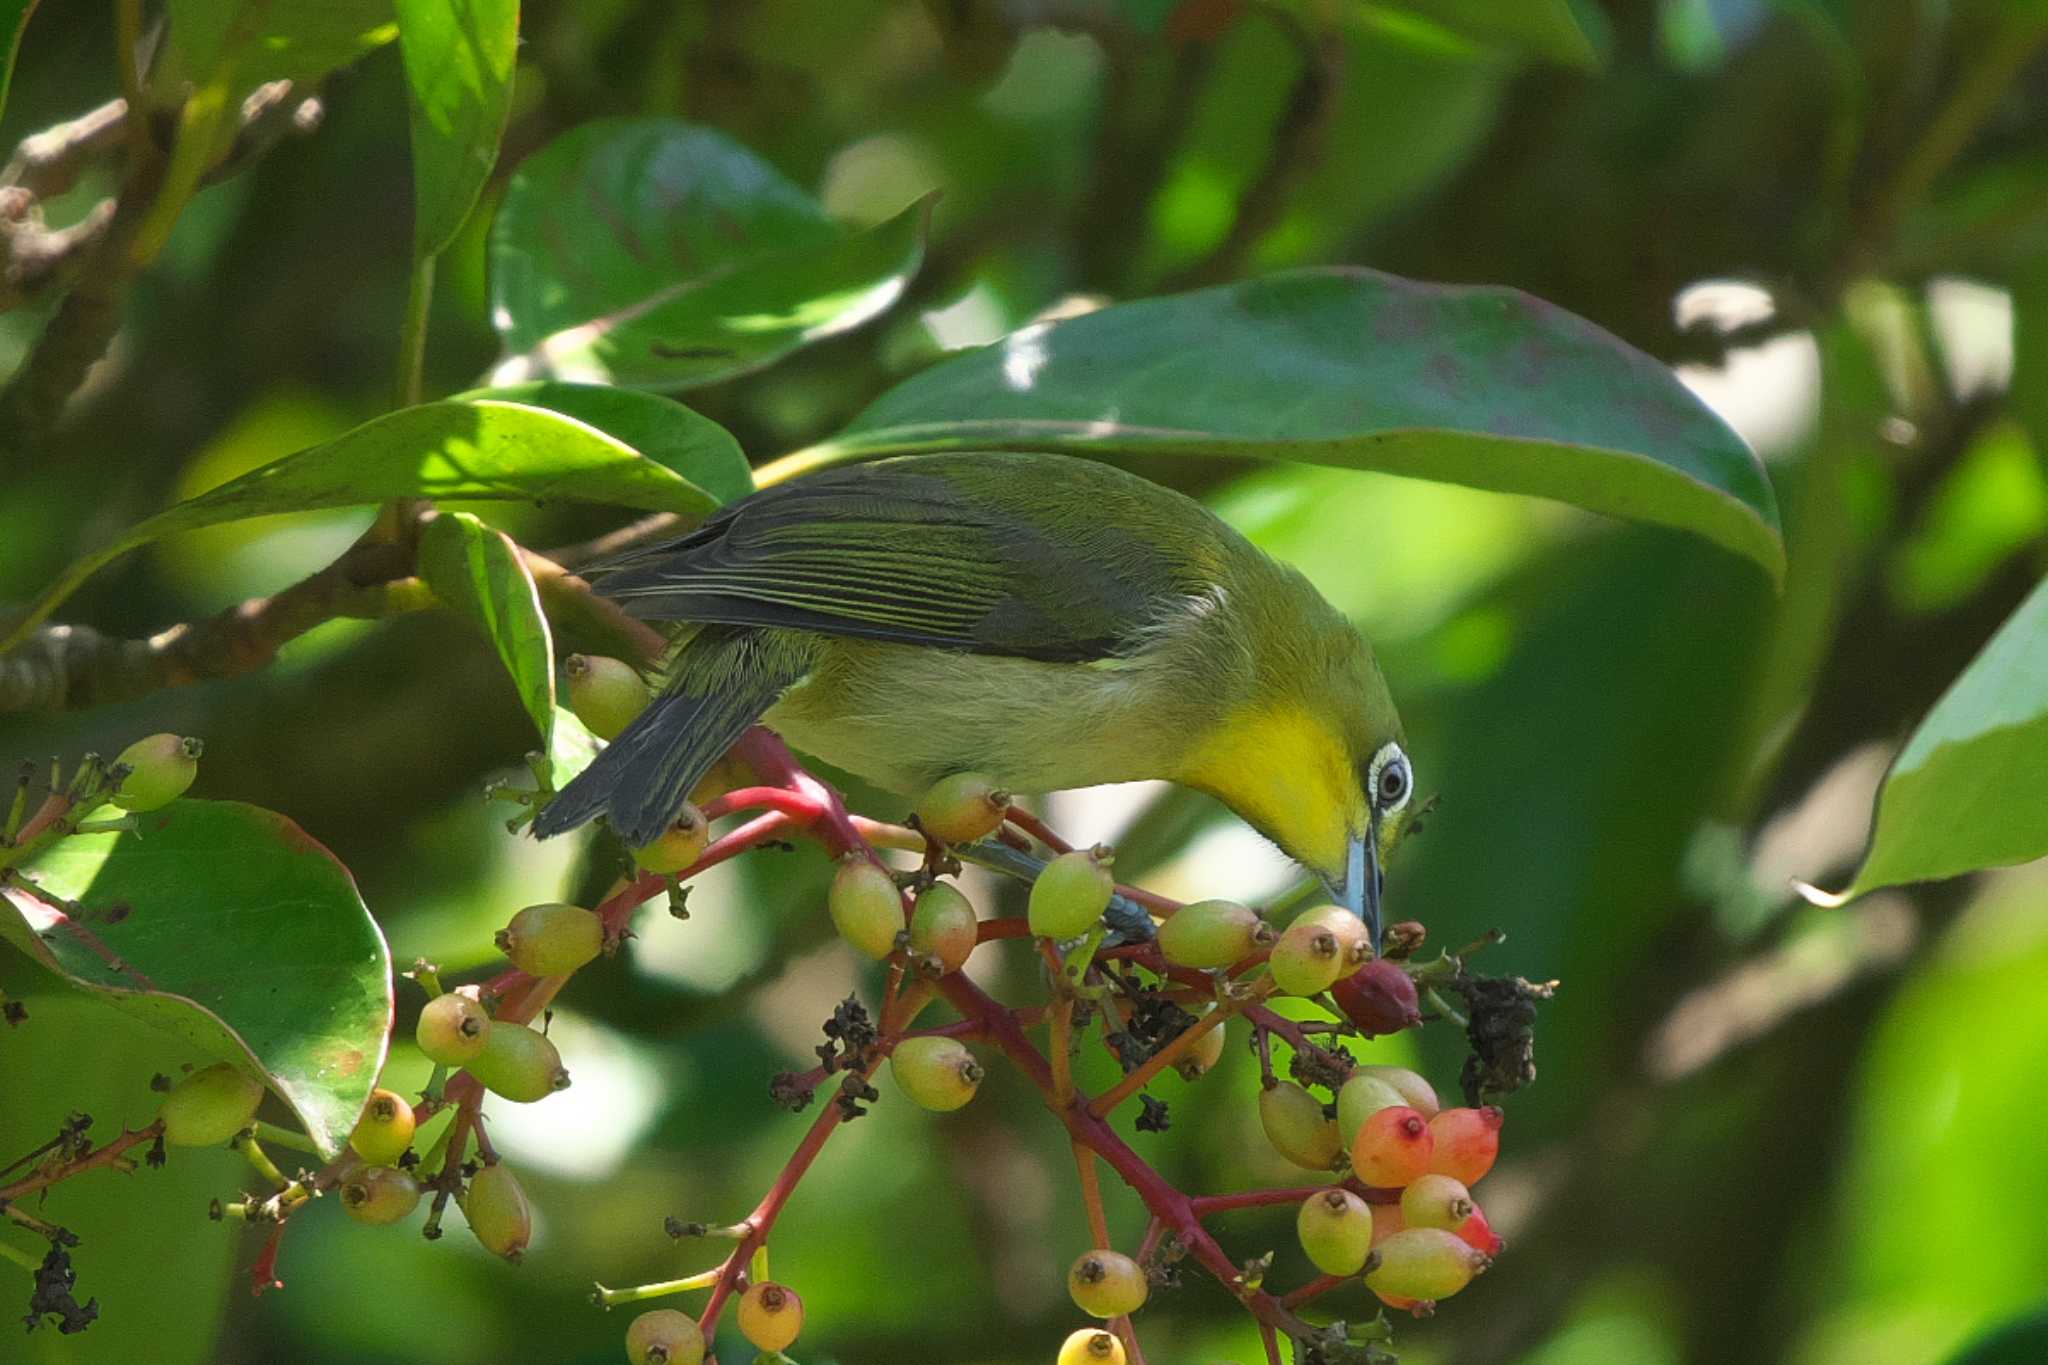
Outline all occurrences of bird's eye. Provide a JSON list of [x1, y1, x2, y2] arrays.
[[1368, 744, 1412, 814]]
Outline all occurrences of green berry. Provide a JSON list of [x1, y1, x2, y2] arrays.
[[914, 771, 1011, 844], [1355, 1064, 1439, 1118], [909, 881, 978, 974], [416, 991, 491, 1066], [1293, 904, 1371, 969], [565, 654, 651, 741], [1173, 1013, 1227, 1080], [737, 1281, 803, 1352], [1157, 900, 1273, 970], [1352, 1105, 1434, 1188], [828, 857, 904, 960], [1058, 1328, 1127, 1364], [111, 734, 201, 811], [1399, 1172, 1500, 1253], [158, 1062, 263, 1147], [341, 1164, 421, 1225], [1258, 1080, 1341, 1171], [1067, 1250, 1147, 1318], [889, 1036, 983, 1112], [467, 1021, 570, 1103], [632, 805, 709, 875], [1028, 847, 1115, 939], [1427, 1105, 1504, 1185], [625, 1309, 705, 1365], [496, 902, 604, 976], [1268, 919, 1345, 996], [348, 1087, 417, 1164], [1296, 1188, 1374, 1276], [463, 1163, 532, 1261], [1364, 1227, 1489, 1302], [1335, 1073, 1409, 1149]]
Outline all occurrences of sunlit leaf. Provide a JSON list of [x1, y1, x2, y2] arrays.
[[1808, 575, 2048, 902], [489, 116, 931, 389], [395, 0, 519, 259], [0, 0, 37, 124], [1384, 0, 1601, 67], [1, 801, 392, 1158], [815, 268, 1784, 581], [420, 510, 554, 746], [0, 399, 721, 650], [463, 381, 756, 505], [165, 0, 395, 92], [548, 705, 601, 789]]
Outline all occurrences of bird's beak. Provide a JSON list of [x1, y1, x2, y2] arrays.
[[1323, 817, 1383, 955]]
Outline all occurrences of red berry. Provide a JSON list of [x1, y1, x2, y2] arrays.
[[564, 654, 650, 741], [1157, 900, 1273, 970], [1067, 1250, 1147, 1318], [1258, 1081, 1341, 1171], [1428, 1106, 1504, 1185], [909, 881, 978, 973], [1029, 847, 1115, 939], [1058, 1328, 1128, 1364], [829, 857, 904, 960], [737, 1281, 803, 1352], [915, 771, 1012, 844], [463, 1163, 532, 1261], [1351, 1105, 1434, 1188], [1268, 920, 1345, 996], [1364, 1227, 1489, 1302], [348, 1087, 417, 1165], [1296, 1188, 1374, 1276], [496, 902, 604, 976], [416, 991, 490, 1065], [1335, 1073, 1409, 1148], [1330, 959, 1421, 1036], [625, 1308, 705, 1365], [341, 1165, 421, 1225], [890, 1036, 983, 1111]]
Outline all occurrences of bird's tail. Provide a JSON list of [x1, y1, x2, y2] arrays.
[[533, 628, 813, 846]]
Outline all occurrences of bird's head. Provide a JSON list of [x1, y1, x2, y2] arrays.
[[1175, 628, 1413, 951]]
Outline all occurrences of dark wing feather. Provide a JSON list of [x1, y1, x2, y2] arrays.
[[589, 458, 1192, 662]]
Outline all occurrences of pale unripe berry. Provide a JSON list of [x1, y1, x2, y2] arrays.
[[1401, 1172, 1502, 1255], [1352, 1105, 1434, 1188], [564, 654, 650, 741], [111, 734, 202, 811], [416, 991, 491, 1065], [1028, 847, 1115, 939], [341, 1164, 421, 1225], [1157, 900, 1273, 970], [632, 805, 709, 875], [828, 857, 904, 960], [1058, 1328, 1127, 1364], [467, 1021, 570, 1102], [909, 881, 978, 973], [1258, 1080, 1341, 1170], [1355, 1064, 1439, 1118], [463, 1163, 532, 1260], [914, 771, 1011, 844], [348, 1087, 417, 1164], [158, 1062, 263, 1146], [1336, 1073, 1409, 1148], [890, 1036, 983, 1112], [625, 1308, 705, 1365], [1296, 1187, 1374, 1276], [1293, 905, 1371, 969], [496, 903, 604, 976], [1364, 1227, 1489, 1302], [1174, 1014, 1227, 1080], [1330, 959, 1422, 1036], [1067, 1250, 1147, 1318], [738, 1281, 803, 1352], [1427, 1106, 1504, 1185], [1268, 920, 1345, 996]]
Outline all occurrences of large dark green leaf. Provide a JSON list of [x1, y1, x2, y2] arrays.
[[395, 0, 519, 259], [1808, 574, 2048, 902], [463, 381, 756, 505], [0, 1, 36, 124], [1384, 0, 1600, 67], [0, 801, 392, 1158], [420, 510, 554, 746], [816, 268, 1785, 582], [166, 0, 395, 93], [488, 117, 931, 390], [0, 399, 721, 650], [1940, 1309, 2048, 1365]]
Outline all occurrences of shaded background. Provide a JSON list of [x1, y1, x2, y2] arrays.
[[5, 2, 2048, 1363]]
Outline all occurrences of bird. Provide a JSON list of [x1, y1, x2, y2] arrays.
[[531, 450, 1415, 946]]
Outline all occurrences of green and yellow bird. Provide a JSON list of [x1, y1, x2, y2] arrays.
[[533, 451, 1415, 945]]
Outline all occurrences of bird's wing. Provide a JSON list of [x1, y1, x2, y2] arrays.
[[588, 460, 1190, 663]]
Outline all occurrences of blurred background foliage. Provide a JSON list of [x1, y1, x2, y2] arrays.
[[3, 1, 2048, 1363]]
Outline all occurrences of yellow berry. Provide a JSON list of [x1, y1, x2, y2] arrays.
[[1057, 1328, 1127, 1364], [1067, 1250, 1147, 1318], [737, 1281, 803, 1352], [1028, 847, 1115, 939], [348, 1087, 417, 1164], [828, 857, 904, 960], [632, 805, 709, 875], [111, 733, 201, 811], [890, 1036, 983, 1112], [624, 1309, 704, 1365], [463, 1163, 532, 1261], [416, 991, 491, 1065], [496, 902, 604, 976], [1258, 1080, 1341, 1170], [341, 1165, 421, 1225]]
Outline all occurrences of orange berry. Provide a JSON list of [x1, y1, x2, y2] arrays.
[[1427, 1106, 1504, 1185], [1351, 1105, 1434, 1188]]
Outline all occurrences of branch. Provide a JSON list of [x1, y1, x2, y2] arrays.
[[0, 1121, 164, 1204]]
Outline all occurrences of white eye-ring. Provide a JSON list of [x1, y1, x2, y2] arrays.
[[1367, 743, 1413, 815]]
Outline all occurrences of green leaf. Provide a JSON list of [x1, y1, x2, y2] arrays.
[[489, 116, 931, 390], [549, 704, 601, 790], [1808, 575, 2048, 902], [420, 511, 554, 746], [817, 268, 1784, 582], [0, 1, 37, 124], [0, 398, 720, 650], [0, 800, 392, 1158], [395, 0, 519, 259], [166, 0, 396, 92], [1383, 0, 1601, 67], [1941, 1310, 2048, 1365], [462, 381, 757, 505]]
